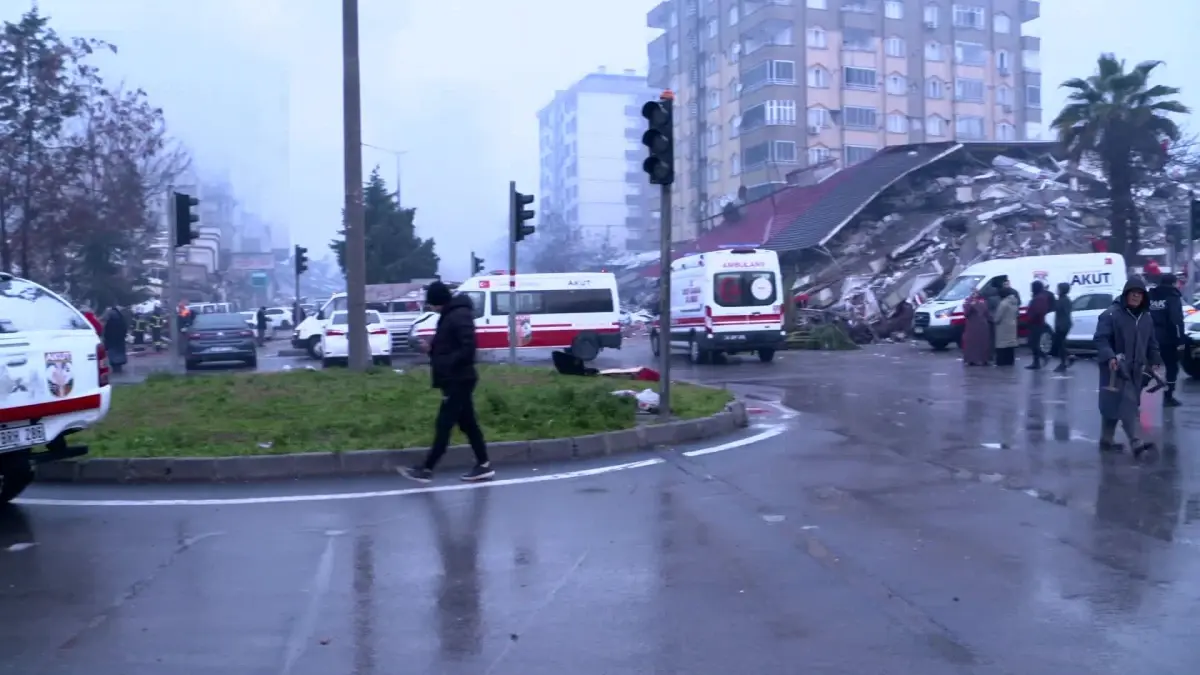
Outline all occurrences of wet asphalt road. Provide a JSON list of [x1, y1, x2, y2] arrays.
[[4, 341, 1200, 673]]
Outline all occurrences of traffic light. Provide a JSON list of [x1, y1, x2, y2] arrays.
[[641, 91, 675, 185], [511, 184, 535, 242], [294, 245, 309, 276], [1191, 199, 1200, 241], [173, 192, 199, 247], [471, 252, 485, 275]]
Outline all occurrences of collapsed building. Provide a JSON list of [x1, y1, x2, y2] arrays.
[[638, 140, 1198, 325]]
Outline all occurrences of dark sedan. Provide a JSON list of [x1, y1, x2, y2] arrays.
[[184, 313, 258, 370]]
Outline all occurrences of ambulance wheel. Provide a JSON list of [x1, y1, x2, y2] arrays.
[[758, 349, 776, 363], [1181, 342, 1200, 379], [569, 333, 601, 362], [649, 330, 661, 356], [0, 451, 33, 504], [307, 336, 322, 360], [928, 340, 950, 351], [688, 338, 709, 364]]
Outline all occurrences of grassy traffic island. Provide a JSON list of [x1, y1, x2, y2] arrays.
[[78, 366, 734, 458]]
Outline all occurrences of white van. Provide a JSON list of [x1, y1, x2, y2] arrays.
[[408, 272, 622, 361], [292, 292, 424, 359], [651, 248, 785, 363], [913, 253, 1127, 350]]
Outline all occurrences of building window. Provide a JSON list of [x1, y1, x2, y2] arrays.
[[842, 27, 874, 51], [807, 26, 827, 48], [955, 115, 985, 139], [708, 162, 721, 182], [955, 41, 985, 66], [707, 18, 718, 37], [670, 43, 679, 60], [707, 53, 719, 75], [743, 142, 769, 168], [955, 78, 984, 102], [887, 113, 908, 133], [729, 77, 740, 99], [842, 106, 878, 129], [996, 122, 1016, 140], [952, 5, 985, 28], [926, 77, 944, 98], [731, 153, 741, 175], [993, 12, 1010, 33], [924, 3, 938, 27], [765, 100, 797, 124], [1023, 50, 1041, 71], [808, 66, 829, 88], [808, 146, 831, 165], [925, 41, 943, 61], [729, 43, 740, 63], [884, 1, 903, 19], [669, 11, 677, 27], [708, 124, 721, 146], [729, 6, 739, 24], [773, 141, 798, 163], [765, 60, 797, 84], [886, 73, 907, 95], [926, 115, 945, 136], [996, 50, 1010, 73], [996, 85, 1011, 105], [843, 66, 877, 90], [845, 145, 877, 165], [885, 37, 905, 57], [807, 0, 827, 7], [708, 89, 721, 110], [730, 115, 741, 138], [808, 106, 830, 129], [1026, 84, 1041, 107]]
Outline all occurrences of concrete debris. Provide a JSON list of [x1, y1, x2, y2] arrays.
[[793, 150, 1200, 331]]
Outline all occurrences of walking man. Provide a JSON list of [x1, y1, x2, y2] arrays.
[[1025, 280, 1054, 370], [1148, 272, 1185, 407], [1052, 282, 1073, 373], [255, 306, 269, 346], [1094, 278, 1161, 456], [401, 281, 493, 483]]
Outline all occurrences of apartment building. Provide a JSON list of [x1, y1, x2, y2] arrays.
[[647, 0, 1042, 241], [537, 68, 662, 253]]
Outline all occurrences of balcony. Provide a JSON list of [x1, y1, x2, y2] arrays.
[[1021, 35, 1040, 51], [649, 64, 671, 89], [647, 0, 673, 29], [840, 1, 875, 13], [1020, 0, 1040, 22], [744, 0, 793, 19], [648, 33, 669, 66], [741, 19, 794, 56]]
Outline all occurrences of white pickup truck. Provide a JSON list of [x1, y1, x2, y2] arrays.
[[291, 286, 426, 359]]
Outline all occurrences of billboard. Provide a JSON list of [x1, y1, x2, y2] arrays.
[[229, 252, 275, 271]]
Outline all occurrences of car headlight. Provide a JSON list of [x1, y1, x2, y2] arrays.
[[934, 309, 952, 318]]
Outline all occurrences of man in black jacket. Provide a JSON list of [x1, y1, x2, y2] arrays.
[[401, 281, 493, 483], [1051, 282, 1073, 373], [1148, 273, 1186, 407]]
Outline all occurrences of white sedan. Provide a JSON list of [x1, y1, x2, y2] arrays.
[[1044, 293, 1197, 354], [321, 310, 392, 367]]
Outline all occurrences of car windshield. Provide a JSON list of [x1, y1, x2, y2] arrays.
[[331, 311, 382, 325], [936, 275, 984, 301], [0, 277, 91, 333], [192, 314, 247, 330]]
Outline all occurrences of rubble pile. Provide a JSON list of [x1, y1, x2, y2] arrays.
[[794, 151, 1199, 323]]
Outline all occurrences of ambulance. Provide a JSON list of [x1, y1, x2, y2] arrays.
[[651, 248, 786, 363], [408, 272, 622, 361], [912, 253, 1126, 350]]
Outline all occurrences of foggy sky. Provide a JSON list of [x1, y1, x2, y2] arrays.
[[13, 0, 1199, 279]]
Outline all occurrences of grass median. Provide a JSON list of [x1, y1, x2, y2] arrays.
[[80, 365, 733, 458]]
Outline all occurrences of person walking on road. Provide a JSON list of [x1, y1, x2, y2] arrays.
[[101, 305, 128, 374], [1025, 280, 1054, 370], [1148, 272, 1185, 407], [1052, 282, 1074, 373], [961, 290, 991, 366], [255, 307, 269, 346], [1094, 277, 1161, 456], [401, 281, 493, 484], [993, 287, 1020, 366]]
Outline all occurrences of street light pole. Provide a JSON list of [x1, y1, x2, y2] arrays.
[[362, 143, 406, 208], [342, 0, 368, 370]]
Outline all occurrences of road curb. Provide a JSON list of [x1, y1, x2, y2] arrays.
[[34, 400, 749, 484]]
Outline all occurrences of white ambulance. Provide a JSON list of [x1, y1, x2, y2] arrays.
[[651, 248, 786, 363], [912, 252, 1126, 350], [408, 272, 622, 361]]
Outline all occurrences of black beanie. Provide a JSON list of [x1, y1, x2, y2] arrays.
[[426, 281, 452, 306]]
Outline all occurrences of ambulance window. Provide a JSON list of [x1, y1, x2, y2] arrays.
[[713, 272, 776, 307], [491, 292, 543, 315], [462, 292, 485, 318], [1073, 293, 1112, 311], [0, 277, 91, 332], [935, 275, 984, 301]]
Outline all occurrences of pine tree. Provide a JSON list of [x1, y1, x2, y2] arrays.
[[330, 168, 439, 283]]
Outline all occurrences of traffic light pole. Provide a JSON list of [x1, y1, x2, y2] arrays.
[[1189, 191, 1197, 299], [165, 186, 181, 373], [658, 186, 672, 421], [507, 181, 518, 366]]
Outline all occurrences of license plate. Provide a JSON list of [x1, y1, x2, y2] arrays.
[[0, 424, 46, 452], [914, 326, 924, 334], [725, 335, 746, 340], [209, 346, 235, 352]]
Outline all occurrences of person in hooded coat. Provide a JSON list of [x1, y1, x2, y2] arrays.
[[1148, 272, 1185, 407], [993, 287, 1020, 366], [961, 290, 991, 365], [1094, 278, 1161, 455], [1025, 280, 1055, 370], [102, 305, 128, 373]]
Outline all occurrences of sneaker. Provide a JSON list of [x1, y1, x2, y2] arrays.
[[398, 466, 433, 483], [461, 464, 495, 482], [1053, 364, 1068, 373], [1099, 439, 1123, 453], [1025, 363, 1041, 370], [1164, 395, 1182, 408], [1131, 441, 1155, 459]]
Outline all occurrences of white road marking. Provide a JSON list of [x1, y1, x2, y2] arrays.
[[682, 425, 785, 457], [5, 542, 36, 552]]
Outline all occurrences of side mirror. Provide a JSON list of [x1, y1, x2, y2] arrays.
[[316, 310, 325, 321]]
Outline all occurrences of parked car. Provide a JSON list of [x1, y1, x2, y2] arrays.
[[321, 310, 391, 367], [0, 273, 112, 503], [184, 313, 258, 370]]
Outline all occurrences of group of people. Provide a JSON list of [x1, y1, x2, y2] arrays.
[[960, 277, 1069, 371]]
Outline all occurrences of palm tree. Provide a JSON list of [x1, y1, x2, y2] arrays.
[[1050, 54, 1189, 259]]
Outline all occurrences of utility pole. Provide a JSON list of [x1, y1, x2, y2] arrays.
[[641, 90, 675, 420], [342, 0, 368, 370], [507, 181, 518, 366]]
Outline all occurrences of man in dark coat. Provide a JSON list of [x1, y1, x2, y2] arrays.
[[1148, 272, 1185, 407], [1094, 277, 1161, 456], [1051, 282, 1073, 373], [102, 305, 128, 373], [1026, 280, 1054, 370], [401, 281, 493, 483], [981, 277, 1004, 361], [255, 306, 269, 346]]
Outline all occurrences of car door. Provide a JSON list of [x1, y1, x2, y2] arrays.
[[1067, 293, 1113, 344], [0, 278, 101, 450]]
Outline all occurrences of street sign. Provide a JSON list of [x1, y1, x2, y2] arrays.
[[251, 271, 269, 287]]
